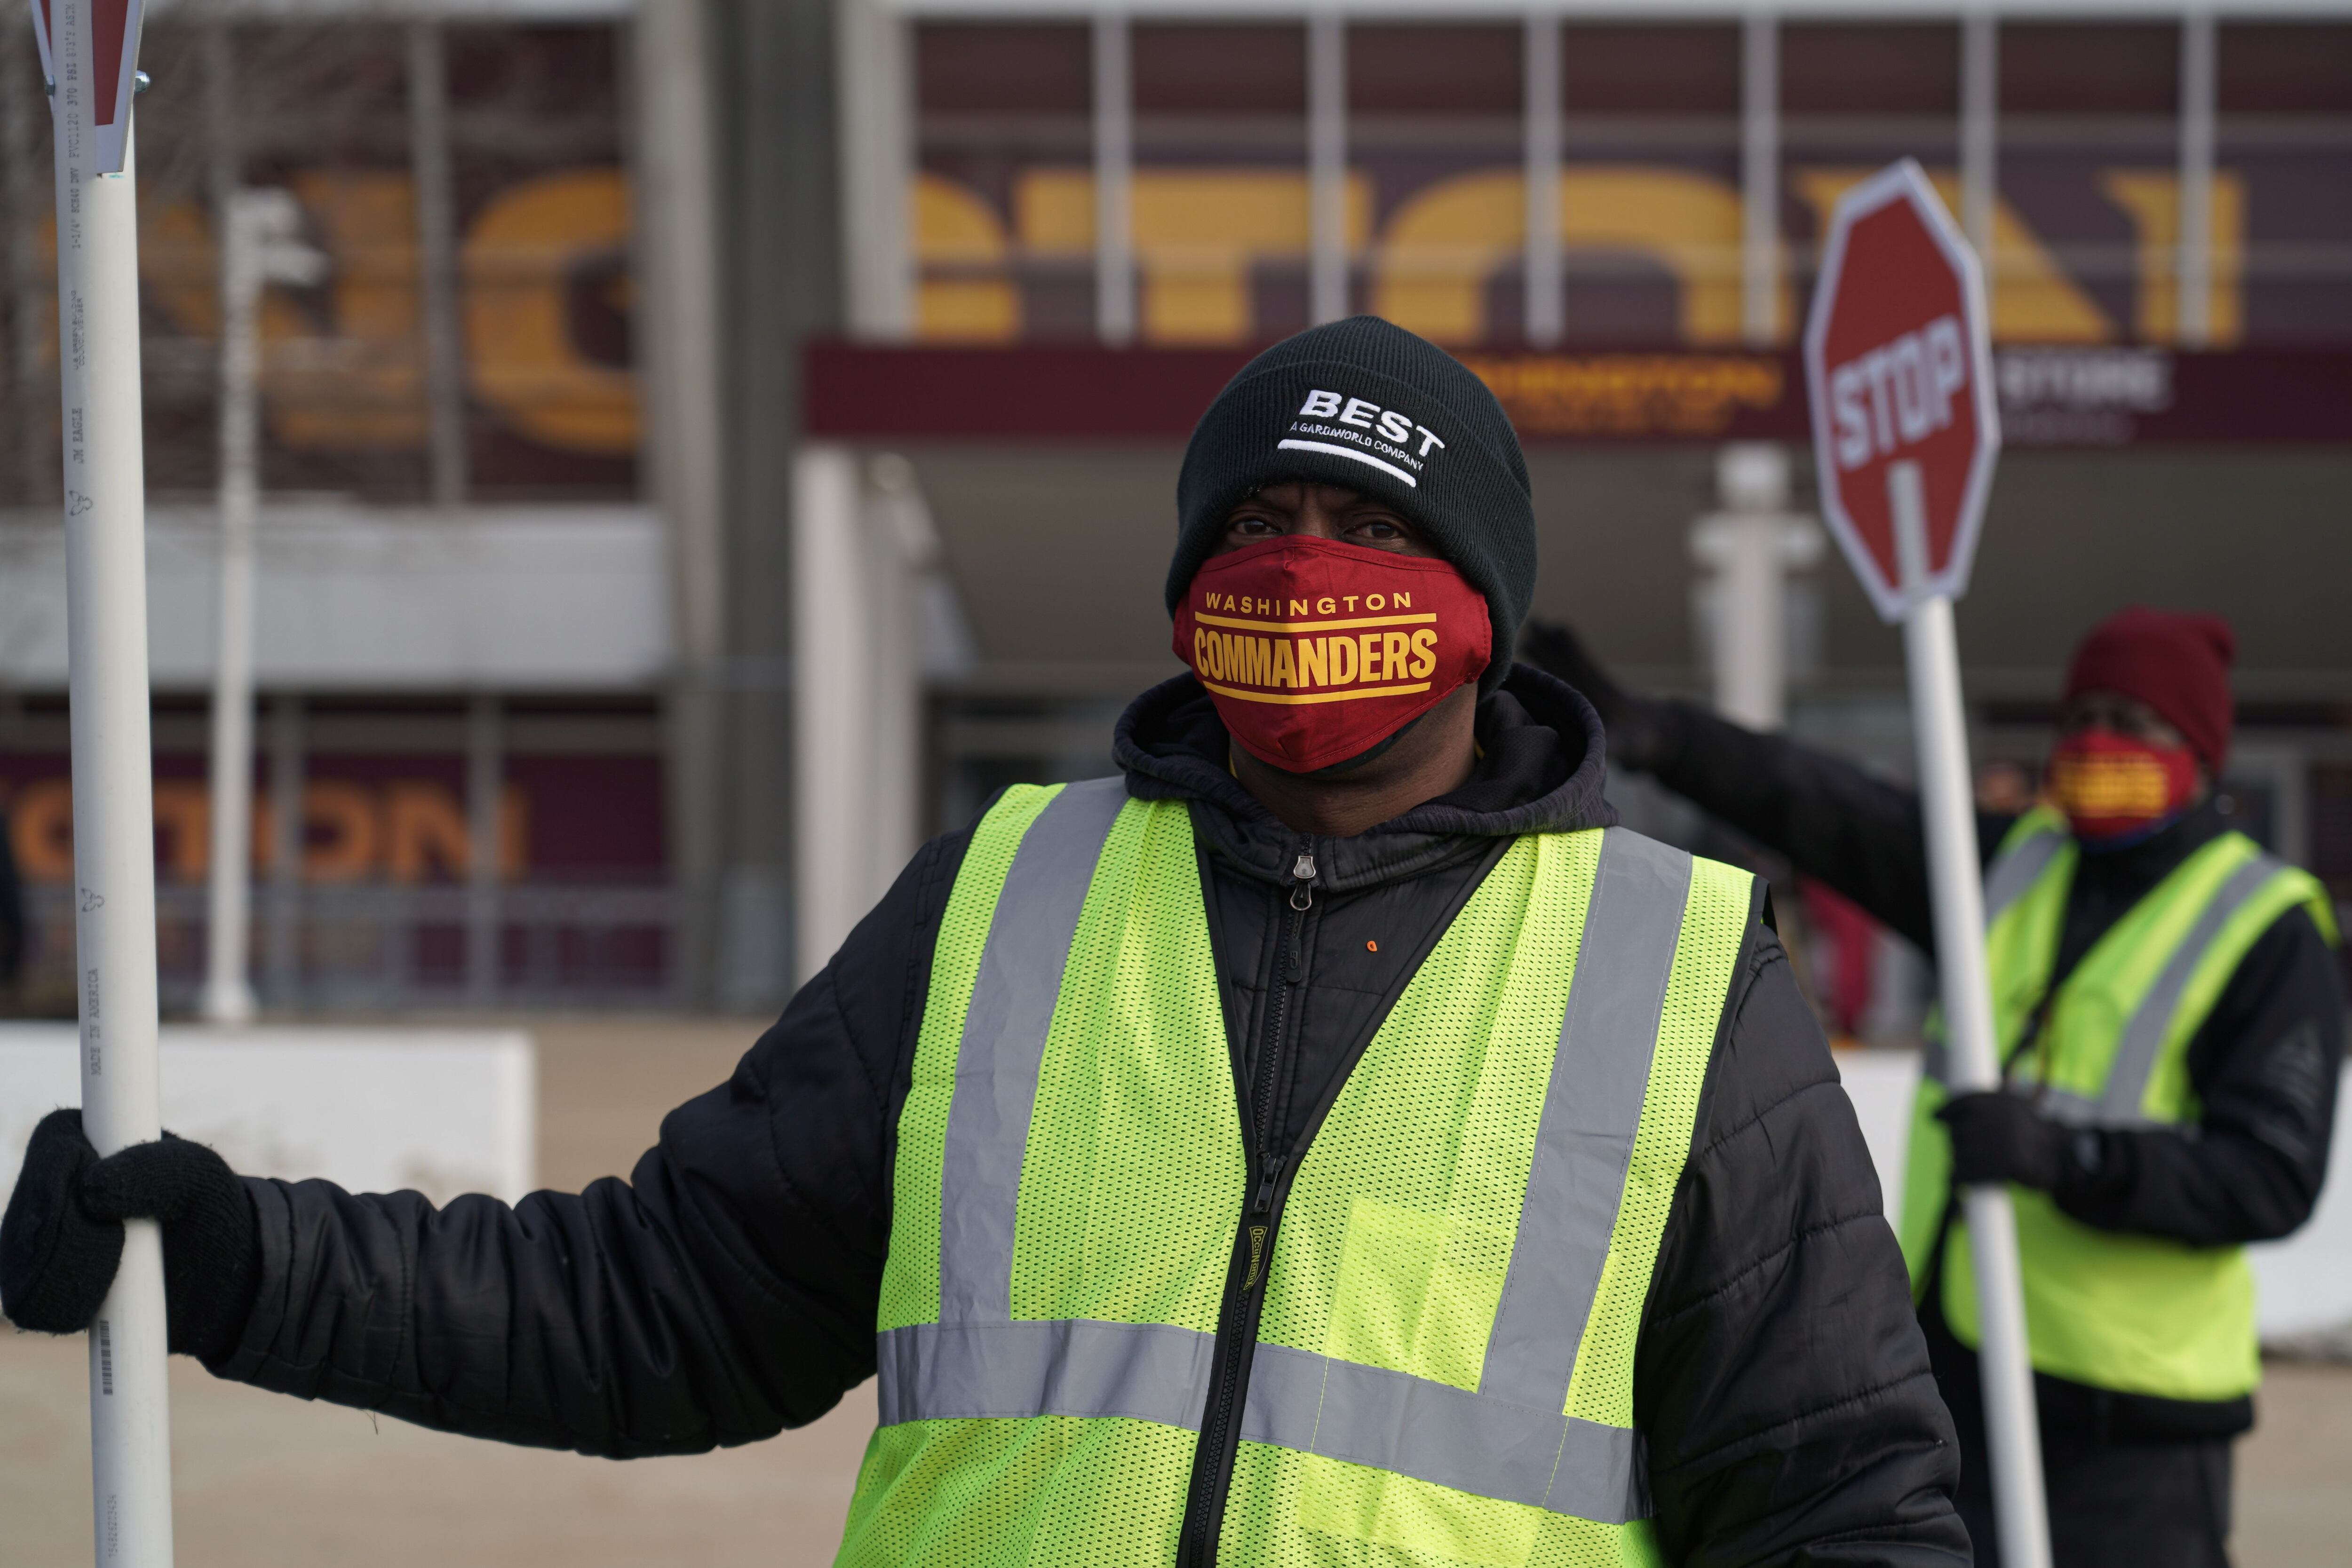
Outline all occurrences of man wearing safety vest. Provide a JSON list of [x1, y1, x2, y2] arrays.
[[4, 319, 1969, 1565], [1526, 608, 2343, 1568]]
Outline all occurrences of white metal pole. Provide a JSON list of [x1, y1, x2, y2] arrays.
[[1739, 8, 1779, 347], [2, 21, 47, 499], [865, 454, 928, 903], [1960, 8, 1998, 269], [835, 0, 913, 339], [265, 692, 304, 1004], [407, 19, 467, 505], [1091, 10, 1134, 346], [634, 0, 729, 1005], [1307, 8, 1347, 325], [1890, 459, 2052, 1568], [791, 443, 872, 984], [466, 693, 503, 1006], [1701, 444, 1788, 730], [1708, 514, 1784, 730], [50, 0, 176, 1553], [2176, 8, 2217, 348], [1522, 8, 1563, 347], [200, 194, 263, 1025]]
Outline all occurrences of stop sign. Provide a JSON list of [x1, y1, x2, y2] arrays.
[[1803, 158, 2000, 623], [32, 0, 147, 175]]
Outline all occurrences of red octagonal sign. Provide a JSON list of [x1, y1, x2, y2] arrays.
[[1804, 158, 2000, 623], [31, 0, 146, 175]]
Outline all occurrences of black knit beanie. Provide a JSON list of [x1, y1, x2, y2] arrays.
[[1168, 316, 1536, 695]]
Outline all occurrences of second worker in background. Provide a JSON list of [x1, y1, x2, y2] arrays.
[[1528, 607, 2344, 1568]]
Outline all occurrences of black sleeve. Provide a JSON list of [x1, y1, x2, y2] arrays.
[[2053, 905, 2344, 1247], [1639, 911, 1968, 1568], [1639, 701, 2014, 957], [209, 824, 973, 1457]]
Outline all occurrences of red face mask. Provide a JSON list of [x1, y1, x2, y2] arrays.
[[1173, 537, 1491, 774], [2045, 728, 2201, 842]]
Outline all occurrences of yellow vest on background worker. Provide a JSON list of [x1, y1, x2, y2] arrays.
[[838, 777, 1752, 1566], [1899, 805, 2337, 1402]]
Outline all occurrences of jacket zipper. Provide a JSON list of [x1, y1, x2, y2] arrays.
[[1177, 843, 1317, 1567]]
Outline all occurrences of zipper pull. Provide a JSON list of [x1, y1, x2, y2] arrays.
[[1289, 851, 1317, 911], [1251, 1156, 1286, 1216]]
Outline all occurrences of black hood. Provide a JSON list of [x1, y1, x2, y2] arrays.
[[1112, 663, 1618, 892]]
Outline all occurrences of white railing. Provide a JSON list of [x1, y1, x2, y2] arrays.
[[18, 880, 685, 1011]]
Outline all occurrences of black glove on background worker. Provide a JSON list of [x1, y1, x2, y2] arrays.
[[1937, 1092, 2075, 1191]]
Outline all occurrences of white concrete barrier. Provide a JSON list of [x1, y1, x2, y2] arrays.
[[1835, 1049, 2352, 1343], [3, 1029, 2337, 1342], [0, 1025, 535, 1213]]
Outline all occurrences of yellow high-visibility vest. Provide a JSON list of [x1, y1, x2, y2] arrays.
[[841, 777, 1753, 1566], [1900, 806, 2337, 1402]]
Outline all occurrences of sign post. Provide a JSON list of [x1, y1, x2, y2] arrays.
[[1803, 159, 2051, 1568], [34, 0, 174, 1563], [200, 190, 323, 1026]]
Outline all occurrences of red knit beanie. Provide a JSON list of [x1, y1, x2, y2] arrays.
[[2063, 606, 2236, 768]]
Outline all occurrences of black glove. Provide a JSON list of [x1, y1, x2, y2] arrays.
[[1937, 1092, 2074, 1191], [1516, 620, 1677, 773], [1, 1108, 260, 1362]]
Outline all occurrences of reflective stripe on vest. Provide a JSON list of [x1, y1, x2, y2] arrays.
[[1980, 818, 2068, 930], [2036, 851, 2283, 1128], [872, 803, 1708, 1529], [934, 775, 1130, 1324], [1928, 825, 2309, 1129]]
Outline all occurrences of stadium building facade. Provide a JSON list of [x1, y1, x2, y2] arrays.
[[1, 0, 2348, 1019]]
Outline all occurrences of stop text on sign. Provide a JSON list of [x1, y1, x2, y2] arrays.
[[1828, 314, 1966, 470]]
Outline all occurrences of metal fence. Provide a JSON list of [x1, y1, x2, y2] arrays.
[[16, 879, 681, 1013]]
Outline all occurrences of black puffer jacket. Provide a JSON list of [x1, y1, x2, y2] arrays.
[[210, 667, 1967, 1566]]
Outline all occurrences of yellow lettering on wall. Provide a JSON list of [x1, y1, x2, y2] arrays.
[[1371, 167, 1778, 346], [10, 778, 72, 881], [2098, 171, 2246, 348], [914, 173, 1021, 341], [304, 783, 381, 882], [139, 183, 424, 449], [6, 776, 541, 887], [139, 200, 223, 338], [1792, 168, 2113, 343], [1015, 168, 1371, 344], [278, 170, 430, 448], [380, 783, 532, 884], [464, 168, 638, 454], [138, 167, 641, 458], [384, 783, 474, 883], [7, 777, 249, 883], [151, 782, 211, 881]]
